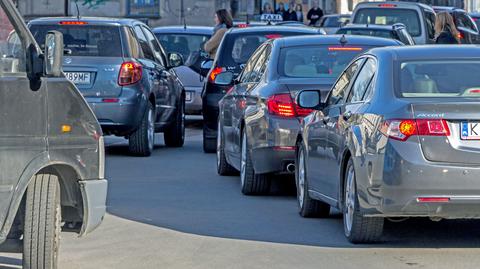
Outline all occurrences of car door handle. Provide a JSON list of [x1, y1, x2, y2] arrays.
[[343, 111, 352, 121]]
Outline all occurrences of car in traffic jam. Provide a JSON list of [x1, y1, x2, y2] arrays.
[[8, 0, 480, 266]]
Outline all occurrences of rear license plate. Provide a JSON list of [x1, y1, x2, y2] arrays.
[[185, 91, 193, 102], [461, 122, 480, 140], [65, 72, 91, 85]]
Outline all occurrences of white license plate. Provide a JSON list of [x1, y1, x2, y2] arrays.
[[185, 91, 193, 102], [461, 122, 480, 140], [65, 72, 91, 85]]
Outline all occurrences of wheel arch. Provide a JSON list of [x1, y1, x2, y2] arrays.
[[338, 148, 352, 212]]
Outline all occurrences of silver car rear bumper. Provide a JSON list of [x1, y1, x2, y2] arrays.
[[185, 86, 202, 115]]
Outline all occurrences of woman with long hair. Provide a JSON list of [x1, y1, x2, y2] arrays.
[[435, 12, 460, 44], [204, 9, 233, 59], [262, 2, 274, 14], [295, 4, 304, 23]]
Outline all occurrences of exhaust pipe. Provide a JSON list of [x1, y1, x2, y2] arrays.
[[286, 163, 295, 173]]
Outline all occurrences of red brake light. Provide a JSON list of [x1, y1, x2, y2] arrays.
[[238, 23, 248, 28], [382, 119, 450, 141], [59, 21, 88, 25], [378, 3, 397, 8], [417, 197, 450, 203], [457, 32, 464, 39], [266, 93, 312, 118], [118, 62, 142, 86], [265, 34, 283, 39], [328, 47, 363, 51], [102, 98, 119, 103], [209, 67, 225, 83]]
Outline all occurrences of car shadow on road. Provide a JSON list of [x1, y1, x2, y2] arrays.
[[104, 126, 480, 249]]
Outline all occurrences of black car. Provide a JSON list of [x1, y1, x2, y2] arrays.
[[433, 6, 480, 44], [29, 17, 186, 156], [471, 12, 480, 29], [201, 26, 321, 153], [337, 23, 415, 45], [153, 26, 213, 115]]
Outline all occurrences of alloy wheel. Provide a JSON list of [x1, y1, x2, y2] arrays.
[[297, 147, 306, 209], [217, 121, 222, 169], [240, 134, 247, 187], [147, 108, 155, 152], [344, 164, 356, 236]]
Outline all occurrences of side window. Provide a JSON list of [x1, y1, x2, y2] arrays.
[[328, 59, 363, 106], [142, 26, 166, 66], [424, 11, 436, 40], [458, 14, 477, 31], [134, 26, 154, 61], [0, 8, 25, 75], [249, 45, 271, 84], [239, 46, 264, 83], [348, 58, 376, 103], [125, 27, 142, 59]]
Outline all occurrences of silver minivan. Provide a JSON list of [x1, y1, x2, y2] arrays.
[[351, 1, 436, 44]]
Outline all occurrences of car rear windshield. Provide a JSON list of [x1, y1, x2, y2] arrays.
[[323, 16, 350, 27], [336, 28, 394, 39], [353, 8, 421, 36], [398, 61, 480, 98], [29, 24, 122, 57], [155, 33, 210, 62], [279, 45, 373, 78], [218, 31, 315, 68]]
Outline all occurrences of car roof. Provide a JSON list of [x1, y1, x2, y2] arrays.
[[28, 16, 142, 26], [152, 26, 213, 35], [227, 25, 319, 34], [433, 6, 466, 13], [273, 34, 402, 48], [470, 12, 480, 17], [369, 45, 480, 61], [355, 1, 433, 11], [323, 14, 351, 18], [340, 23, 401, 30]]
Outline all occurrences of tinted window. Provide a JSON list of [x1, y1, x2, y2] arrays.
[[218, 31, 316, 69], [456, 13, 478, 32], [30, 25, 121, 57], [323, 16, 350, 27], [250, 45, 271, 83], [239, 46, 265, 83], [353, 8, 421, 36], [142, 27, 165, 65], [328, 59, 363, 105], [398, 60, 480, 98], [337, 28, 395, 39], [424, 11, 436, 40], [134, 26, 154, 61], [156, 33, 210, 61], [348, 58, 376, 102], [473, 16, 480, 29], [279, 45, 373, 79]]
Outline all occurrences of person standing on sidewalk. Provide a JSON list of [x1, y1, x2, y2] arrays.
[[283, 2, 298, 21], [276, 3, 286, 20], [295, 4, 304, 23], [435, 12, 460, 44], [204, 9, 233, 59], [307, 0, 324, 26]]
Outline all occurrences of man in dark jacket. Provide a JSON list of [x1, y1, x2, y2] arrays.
[[283, 2, 298, 21], [307, 0, 324, 26]]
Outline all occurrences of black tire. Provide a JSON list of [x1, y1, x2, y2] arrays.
[[240, 129, 270, 195], [129, 102, 155, 156], [164, 98, 185, 147], [217, 121, 237, 176], [23, 174, 61, 269], [296, 142, 330, 218], [343, 158, 384, 244], [203, 124, 216, 153]]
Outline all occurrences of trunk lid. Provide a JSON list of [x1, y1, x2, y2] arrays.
[[412, 101, 480, 165]]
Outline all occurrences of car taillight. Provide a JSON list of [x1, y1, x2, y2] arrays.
[[209, 66, 225, 83], [382, 119, 450, 141], [118, 62, 142, 86], [266, 93, 313, 118], [59, 21, 88, 25], [457, 32, 464, 39], [378, 3, 396, 7]]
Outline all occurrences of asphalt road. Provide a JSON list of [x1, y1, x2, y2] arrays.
[[2, 119, 480, 268]]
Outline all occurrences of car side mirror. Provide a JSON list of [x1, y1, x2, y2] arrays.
[[200, 59, 213, 77], [297, 90, 324, 110], [168, 52, 184, 68], [44, 31, 63, 77], [214, 71, 234, 86]]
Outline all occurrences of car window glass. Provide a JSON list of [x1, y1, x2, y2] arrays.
[[142, 26, 166, 66], [156, 33, 210, 61], [239, 46, 264, 83], [249, 45, 271, 83], [362, 74, 376, 101], [424, 11, 436, 40], [459, 14, 477, 31], [0, 8, 25, 75], [134, 26, 154, 61], [328, 58, 363, 106], [353, 8, 421, 37], [348, 58, 376, 103], [125, 27, 142, 59]]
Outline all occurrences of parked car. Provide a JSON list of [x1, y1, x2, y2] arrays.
[[351, 1, 436, 44], [0, 0, 107, 267], [216, 35, 402, 195], [201, 26, 321, 153], [295, 45, 480, 243], [153, 26, 213, 115], [337, 23, 415, 45], [315, 14, 351, 34], [433, 6, 480, 44], [28, 17, 186, 156]]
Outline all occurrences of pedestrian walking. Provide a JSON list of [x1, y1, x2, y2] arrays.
[[204, 9, 233, 59], [435, 12, 460, 44], [307, 0, 324, 26], [295, 4, 304, 23], [276, 3, 286, 20], [262, 2, 274, 14], [283, 2, 298, 22]]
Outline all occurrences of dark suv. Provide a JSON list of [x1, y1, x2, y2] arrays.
[[0, 1, 106, 267], [433, 6, 480, 44], [201, 26, 320, 153], [337, 23, 415, 45], [29, 17, 186, 156]]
